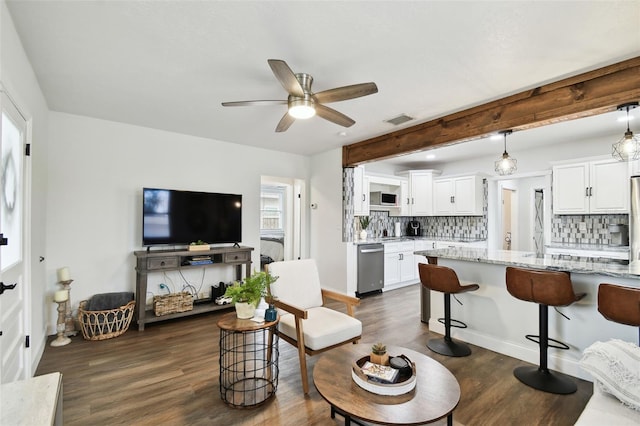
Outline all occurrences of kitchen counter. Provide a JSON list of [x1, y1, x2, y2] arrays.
[[414, 247, 639, 278], [354, 236, 486, 245], [414, 247, 639, 382], [545, 242, 629, 253]]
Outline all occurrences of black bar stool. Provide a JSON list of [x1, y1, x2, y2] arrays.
[[598, 283, 640, 345], [418, 263, 479, 357], [505, 267, 586, 394]]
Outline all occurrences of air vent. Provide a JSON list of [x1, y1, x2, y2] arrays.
[[384, 114, 414, 126]]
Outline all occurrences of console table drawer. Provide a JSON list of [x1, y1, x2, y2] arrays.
[[224, 252, 250, 263], [147, 257, 179, 270]]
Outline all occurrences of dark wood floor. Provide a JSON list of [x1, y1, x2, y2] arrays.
[[36, 284, 592, 425]]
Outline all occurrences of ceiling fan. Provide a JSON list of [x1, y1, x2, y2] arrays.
[[222, 59, 378, 132]]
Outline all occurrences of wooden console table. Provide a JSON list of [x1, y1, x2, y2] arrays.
[[134, 245, 254, 330]]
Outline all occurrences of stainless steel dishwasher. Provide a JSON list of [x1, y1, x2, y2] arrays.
[[357, 243, 384, 296]]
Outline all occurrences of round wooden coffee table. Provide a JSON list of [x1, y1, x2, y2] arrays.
[[313, 343, 460, 425]]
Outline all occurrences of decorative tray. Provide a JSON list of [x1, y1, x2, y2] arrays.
[[351, 354, 417, 396]]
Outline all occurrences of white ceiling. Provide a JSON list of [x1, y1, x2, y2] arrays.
[[6, 1, 640, 166]]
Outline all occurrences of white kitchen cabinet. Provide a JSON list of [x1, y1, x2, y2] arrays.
[[353, 165, 369, 216], [413, 239, 437, 275], [397, 170, 441, 216], [383, 241, 416, 288], [433, 174, 484, 216], [552, 159, 629, 215]]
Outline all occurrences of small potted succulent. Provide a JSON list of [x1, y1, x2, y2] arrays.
[[370, 342, 389, 366]]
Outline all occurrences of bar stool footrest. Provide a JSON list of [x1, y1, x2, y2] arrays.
[[427, 337, 472, 357], [513, 365, 577, 395], [524, 334, 570, 350], [437, 317, 468, 329]]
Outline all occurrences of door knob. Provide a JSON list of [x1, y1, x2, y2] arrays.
[[0, 282, 17, 295]]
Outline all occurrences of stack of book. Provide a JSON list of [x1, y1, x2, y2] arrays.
[[188, 256, 213, 265], [360, 361, 399, 384]]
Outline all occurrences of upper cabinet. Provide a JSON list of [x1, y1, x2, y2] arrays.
[[433, 174, 484, 216], [353, 165, 370, 216], [396, 170, 440, 216], [367, 173, 405, 216], [552, 158, 629, 215]]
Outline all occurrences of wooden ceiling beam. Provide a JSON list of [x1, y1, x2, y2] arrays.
[[342, 56, 640, 167]]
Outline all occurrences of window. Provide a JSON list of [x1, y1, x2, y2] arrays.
[[260, 186, 285, 237]]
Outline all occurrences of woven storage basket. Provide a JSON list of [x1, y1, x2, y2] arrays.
[[153, 292, 193, 316], [78, 299, 136, 341]]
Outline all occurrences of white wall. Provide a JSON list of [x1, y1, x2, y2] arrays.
[[45, 112, 311, 332], [309, 148, 348, 293], [433, 134, 614, 177], [1, 0, 50, 373]]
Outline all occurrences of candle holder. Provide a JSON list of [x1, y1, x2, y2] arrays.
[[50, 299, 71, 347], [60, 279, 78, 337]]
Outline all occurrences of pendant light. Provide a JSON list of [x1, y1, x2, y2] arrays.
[[612, 102, 640, 162], [495, 130, 517, 175]]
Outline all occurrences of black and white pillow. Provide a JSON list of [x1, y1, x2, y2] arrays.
[[580, 339, 640, 412]]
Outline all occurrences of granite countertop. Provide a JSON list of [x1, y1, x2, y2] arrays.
[[545, 242, 629, 253], [355, 236, 486, 245], [414, 247, 640, 279]]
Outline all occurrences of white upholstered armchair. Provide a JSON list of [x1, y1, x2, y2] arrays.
[[266, 259, 362, 394]]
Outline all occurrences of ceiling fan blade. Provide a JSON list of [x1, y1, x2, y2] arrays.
[[275, 112, 295, 132], [268, 59, 305, 97], [222, 100, 287, 107], [313, 82, 378, 104], [315, 104, 355, 128]]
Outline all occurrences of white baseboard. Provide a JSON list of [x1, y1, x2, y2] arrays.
[[428, 320, 592, 382]]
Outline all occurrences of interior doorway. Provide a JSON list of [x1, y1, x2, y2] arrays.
[[259, 176, 305, 270], [501, 187, 516, 250], [488, 173, 551, 252]]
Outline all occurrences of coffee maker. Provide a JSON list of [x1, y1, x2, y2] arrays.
[[407, 220, 421, 237], [609, 224, 629, 246]]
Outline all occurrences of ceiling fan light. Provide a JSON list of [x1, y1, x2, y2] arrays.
[[288, 98, 316, 119]]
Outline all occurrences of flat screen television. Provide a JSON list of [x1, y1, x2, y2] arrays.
[[142, 188, 242, 246]]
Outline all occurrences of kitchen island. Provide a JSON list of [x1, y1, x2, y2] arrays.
[[413, 247, 640, 381]]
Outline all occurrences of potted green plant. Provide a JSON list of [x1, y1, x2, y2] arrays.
[[224, 270, 277, 319], [188, 239, 210, 252], [359, 216, 371, 240]]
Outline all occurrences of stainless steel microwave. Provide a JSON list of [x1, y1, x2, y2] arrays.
[[370, 191, 397, 206]]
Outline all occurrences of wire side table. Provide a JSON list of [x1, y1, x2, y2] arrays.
[[217, 312, 279, 408]]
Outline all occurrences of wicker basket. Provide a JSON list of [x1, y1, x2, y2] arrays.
[[78, 299, 136, 341], [153, 292, 193, 316]]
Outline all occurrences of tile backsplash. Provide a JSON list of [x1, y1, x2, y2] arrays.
[[551, 214, 628, 245], [351, 179, 489, 241], [361, 211, 488, 240]]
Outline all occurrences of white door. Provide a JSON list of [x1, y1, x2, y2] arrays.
[[0, 91, 29, 383]]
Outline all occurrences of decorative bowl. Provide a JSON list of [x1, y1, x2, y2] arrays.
[[351, 354, 417, 396]]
